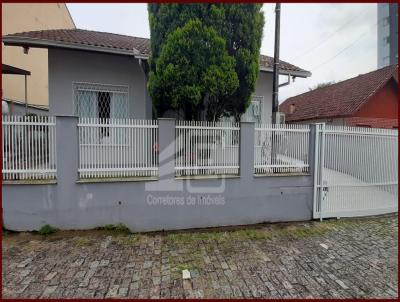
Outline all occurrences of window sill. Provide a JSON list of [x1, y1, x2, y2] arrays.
[[254, 172, 310, 177], [175, 174, 240, 180], [2, 179, 57, 185], [76, 176, 159, 184]]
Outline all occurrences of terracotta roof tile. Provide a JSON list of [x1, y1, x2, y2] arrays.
[[3, 29, 309, 75], [280, 64, 398, 122]]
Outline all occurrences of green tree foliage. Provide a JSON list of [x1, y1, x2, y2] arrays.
[[148, 4, 264, 121], [309, 81, 335, 91], [148, 20, 239, 120]]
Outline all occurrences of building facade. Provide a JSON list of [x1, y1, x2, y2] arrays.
[[3, 29, 311, 123], [280, 65, 398, 129], [378, 3, 398, 68], [2, 3, 75, 107]]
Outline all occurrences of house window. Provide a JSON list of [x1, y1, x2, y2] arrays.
[[241, 95, 264, 123], [97, 91, 111, 119], [74, 82, 129, 119]]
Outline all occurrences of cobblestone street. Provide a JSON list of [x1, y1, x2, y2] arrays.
[[2, 214, 398, 298]]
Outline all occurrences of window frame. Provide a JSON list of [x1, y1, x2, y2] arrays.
[[72, 81, 130, 119]]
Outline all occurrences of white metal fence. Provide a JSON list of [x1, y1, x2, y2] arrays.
[[254, 124, 310, 174], [175, 121, 240, 176], [2, 115, 57, 180], [78, 118, 158, 178], [314, 125, 398, 219]]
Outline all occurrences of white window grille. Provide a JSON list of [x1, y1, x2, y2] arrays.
[[74, 82, 129, 119], [175, 121, 240, 176], [254, 123, 310, 174], [2, 115, 57, 180]]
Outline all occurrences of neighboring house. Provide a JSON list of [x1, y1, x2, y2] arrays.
[[378, 3, 398, 68], [1, 63, 48, 115], [2, 98, 49, 116], [280, 65, 399, 129], [2, 3, 75, 108], [2, 29, 311, 123]]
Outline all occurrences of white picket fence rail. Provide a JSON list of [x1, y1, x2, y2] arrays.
[[254, 124, 310, 174], [175, 121, 240, 176], [314, 125, 398, 219], [2, 115, 57, 180], [78, 118, 158, 178]]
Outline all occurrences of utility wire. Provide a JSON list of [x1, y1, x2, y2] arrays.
[[311, 20, 378, 71], [289, 7, 371, 62]]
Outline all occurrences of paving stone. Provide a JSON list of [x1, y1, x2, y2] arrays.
[[2, 215, 397, 299], [40, 285, 58, 298], [44, 271, 57, 281], [335, 279, 349, 290], [99, 259, 109, 267], [19, 269, 31, 277], [17, 258, 32, 268], [105, 285, 119, 298]]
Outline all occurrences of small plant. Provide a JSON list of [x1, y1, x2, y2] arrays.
[[73, 237, 92, 246], [114, 223, 130, 233], [231, 228, 272, 241], [97, 224, 116, 231], [38, 224, 57, 235], [96, 223, 131, 234], [118, 234, 141, 246]]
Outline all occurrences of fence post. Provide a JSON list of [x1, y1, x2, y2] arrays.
[[56, 115, 79, 184], [158, 118, 176, 180], [309, 124, 318, 178], [240, 121, 255, 180], [309, 124, 318, 219]]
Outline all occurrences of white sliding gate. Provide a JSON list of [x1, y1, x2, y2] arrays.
[[313, 124, 398, 219]]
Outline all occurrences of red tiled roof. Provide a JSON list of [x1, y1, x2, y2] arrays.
[[3, 29, 310, 76], [3, 29, 151, 56], [280, 64, 399, 122], [344, 117, 398, 129]]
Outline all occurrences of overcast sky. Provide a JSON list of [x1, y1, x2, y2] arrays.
[[67, 3, 378, 102]]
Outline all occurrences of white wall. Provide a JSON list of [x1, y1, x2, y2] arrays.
[[293, 118, 345, 126], [48, 48, 150, 119], [254, 71, 273, 124]]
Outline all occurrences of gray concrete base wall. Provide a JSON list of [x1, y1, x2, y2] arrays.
[[2, 177, 313, 232], [2, 117, 315, 232]]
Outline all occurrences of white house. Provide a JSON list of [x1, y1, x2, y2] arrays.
[[2, 29, 311, 122]]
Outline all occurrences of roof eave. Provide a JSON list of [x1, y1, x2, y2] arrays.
[[129, 55, 311, 77], [3, 36, 141, 57], [259, 66, 311, 78], [285, 113, 354, 123], [3, 36, 312, 77]]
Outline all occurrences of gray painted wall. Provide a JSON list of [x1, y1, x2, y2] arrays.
[[2, 116, 315, 232], [254, 71, 273, 124], [48, 48, 150, 119], [47, 48, 276, 123]]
